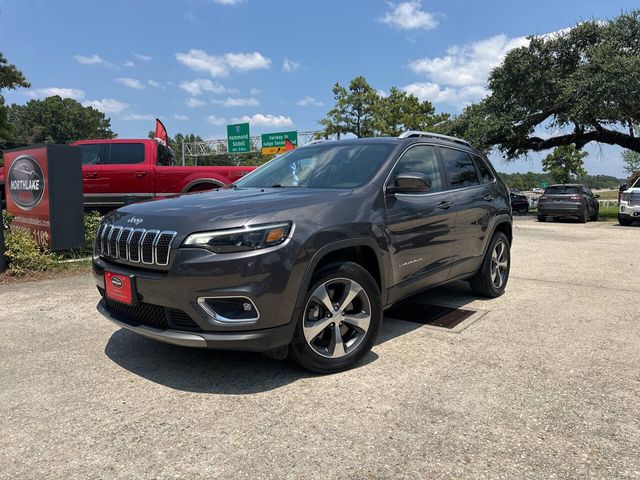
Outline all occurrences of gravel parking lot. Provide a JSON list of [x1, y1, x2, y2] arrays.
[[1, 217, 639, 479]]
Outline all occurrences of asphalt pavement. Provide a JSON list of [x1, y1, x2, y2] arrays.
[[1, 217, 639, 479]]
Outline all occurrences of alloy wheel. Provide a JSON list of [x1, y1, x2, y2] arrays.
[[303, 278, 371, 359], [490, 241, 509, 289]]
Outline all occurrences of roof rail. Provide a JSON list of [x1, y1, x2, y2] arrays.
[[398, 130, 471, 147]]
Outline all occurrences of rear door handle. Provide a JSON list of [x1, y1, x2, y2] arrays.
[[135, 171, 148, 178], [483, 194, 493, 202], [438, 201, 453, 210], [85, 172, 98, 179]]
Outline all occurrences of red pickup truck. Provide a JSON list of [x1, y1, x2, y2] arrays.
[[1, 139, 255, 209]]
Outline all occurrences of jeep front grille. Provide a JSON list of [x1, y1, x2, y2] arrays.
[[97, 223, 176, 266]]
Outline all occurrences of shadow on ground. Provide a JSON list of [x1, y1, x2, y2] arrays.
[[104, 282, 483, 394]]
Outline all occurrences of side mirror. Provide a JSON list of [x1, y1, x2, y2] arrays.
[[388, 172, 432, 194], [594, 194, 600, 199]]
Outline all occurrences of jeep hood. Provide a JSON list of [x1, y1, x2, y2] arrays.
[[105, 187, 352, 232]]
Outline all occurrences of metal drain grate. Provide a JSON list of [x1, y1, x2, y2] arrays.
[[385, 301, 475, 329]]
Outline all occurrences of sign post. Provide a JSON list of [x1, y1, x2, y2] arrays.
[[261, 131, 298, 155], [227, 123, 251, 153], [3, 144, 84, 251]]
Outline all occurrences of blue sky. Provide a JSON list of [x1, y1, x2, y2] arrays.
[[1, 0, 636, 176]]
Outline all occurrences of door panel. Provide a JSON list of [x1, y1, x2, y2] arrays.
[[384, 144, 456, 302], [99, 142, 153, 205], [77, 143, 108, 206]]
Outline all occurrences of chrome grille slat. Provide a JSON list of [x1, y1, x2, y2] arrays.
[[97, 223, 176, 267]]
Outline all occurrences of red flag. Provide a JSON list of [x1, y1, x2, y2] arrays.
[[284, 138, 296, 151], [154, 118, 168, 146]]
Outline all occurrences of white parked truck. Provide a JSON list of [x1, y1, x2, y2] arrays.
[[619, 177, 640, 226]]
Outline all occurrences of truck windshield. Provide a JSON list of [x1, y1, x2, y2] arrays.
[[234, 142, 395, 189], [633, 178, 640, 189]]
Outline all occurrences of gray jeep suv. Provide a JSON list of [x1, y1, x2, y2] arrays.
[[93, 131, 512, 373]]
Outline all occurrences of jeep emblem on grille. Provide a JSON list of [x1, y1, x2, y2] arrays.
[[128, 217, 143, 225], [111, 277, 123, 288]]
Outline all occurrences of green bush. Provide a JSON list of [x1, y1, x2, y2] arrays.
[[84, 211, 102, 253], [4, 228, 61, 276]]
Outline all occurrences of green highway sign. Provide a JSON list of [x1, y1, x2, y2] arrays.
[[227, 123, 251, 153], [261, 131, 298, 155], [540, 181, 549, 189]]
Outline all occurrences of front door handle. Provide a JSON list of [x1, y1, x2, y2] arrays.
[[483, 194, 493, 201], [135, 171, 148, 178], [85, 172, 98, 179], [438, 201, 453, 210]]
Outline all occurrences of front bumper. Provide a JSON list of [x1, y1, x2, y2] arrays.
[[619, 203, 640, 218], [93, 239, 306, 351], [98, 300, 294, 351]]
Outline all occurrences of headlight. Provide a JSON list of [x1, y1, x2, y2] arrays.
[[183, 222, 292, 254]]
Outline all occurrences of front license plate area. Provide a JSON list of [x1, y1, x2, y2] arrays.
[[105, 271, 137, 305]]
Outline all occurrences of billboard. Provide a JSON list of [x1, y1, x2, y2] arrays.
[[4, 144, 84, 251]]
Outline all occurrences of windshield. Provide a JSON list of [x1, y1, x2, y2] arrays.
[[544, 186, 579, 195], [234, 142, 395, 189], [633, 177, 640, 189]]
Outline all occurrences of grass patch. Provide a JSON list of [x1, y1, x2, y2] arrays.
[[598, 205, 619, 221], [594, 190, 620, 200]]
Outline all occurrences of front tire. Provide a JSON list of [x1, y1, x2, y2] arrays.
[[537, 214, 546, 222], [618, 215, 632, 226], [289, 262, 382, 374], [469, 232, 511, 298]]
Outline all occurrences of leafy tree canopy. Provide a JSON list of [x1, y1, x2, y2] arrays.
[[541, 144, 588, 184], [319, 76, 449, 138], [8, 96, 115, 145], [0, 52, 30, 147], [447, 10, 640, 158]]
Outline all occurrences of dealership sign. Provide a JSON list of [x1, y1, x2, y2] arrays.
[[3, 145, 84, 251], [227, 123, 251, 153], [261, 131, 298, 155]]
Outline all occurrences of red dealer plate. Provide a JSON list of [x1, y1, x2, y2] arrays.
[[105, 271, 134, 305]]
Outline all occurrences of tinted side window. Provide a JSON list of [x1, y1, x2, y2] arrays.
[[79, 144, 107, 165], [473, 155, 495, 183], [440, 147, 480, 189], [390, 145, 443, 193], [107, 143, 145, 165]]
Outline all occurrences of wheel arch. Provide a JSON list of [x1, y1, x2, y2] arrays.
[[181, 178, 226, 193], [293, 238, 387, 312], [481, 214, 513, 257]]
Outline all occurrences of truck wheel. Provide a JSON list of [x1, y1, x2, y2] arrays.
[[618, 215, 632, 226], [469, 232, 510, 298], [537, 214, 546, 222], [289, 262, 382, 374]]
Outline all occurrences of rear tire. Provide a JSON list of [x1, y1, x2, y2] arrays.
[[537, 214, 546, 222], [289, 262, 382, 374], [580, 208, 588, 223], [469, 232, 511, 298]]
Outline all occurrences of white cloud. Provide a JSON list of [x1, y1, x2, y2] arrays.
[[379, 1, 438, 31], [207, 115, 228, 126], [213, 97, 260, 107], [402, 82, 488, 107], [213, 0, 244, 4], [179, 78, 233, 96], [73, 54, 111, 66], [297, 96, 323, 107], [175, 49, 271, 77], [224, 52, 271, 72], [231, 113, 293, 128], [26, 87, 86, 100], [250, 87, 260, 95], [185, 97, 207, 108], [174, 114, 189, 121], [409, 34, 529, 87], [147, 80, 161, 88], [133, 52, 152, 61], [121, 113, 155, 121], [82, 98, 129, 114], [282, 58, 301, 72], [116, 77, 145, 89], [124, 61, 135, 67], [176, 50, 229, 77]]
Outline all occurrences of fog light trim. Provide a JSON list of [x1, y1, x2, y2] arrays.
[[197, 296, 260, 325]]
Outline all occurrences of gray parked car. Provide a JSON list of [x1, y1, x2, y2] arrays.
[[93, 131, 513, 373], [537, 184, 600, 223]]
